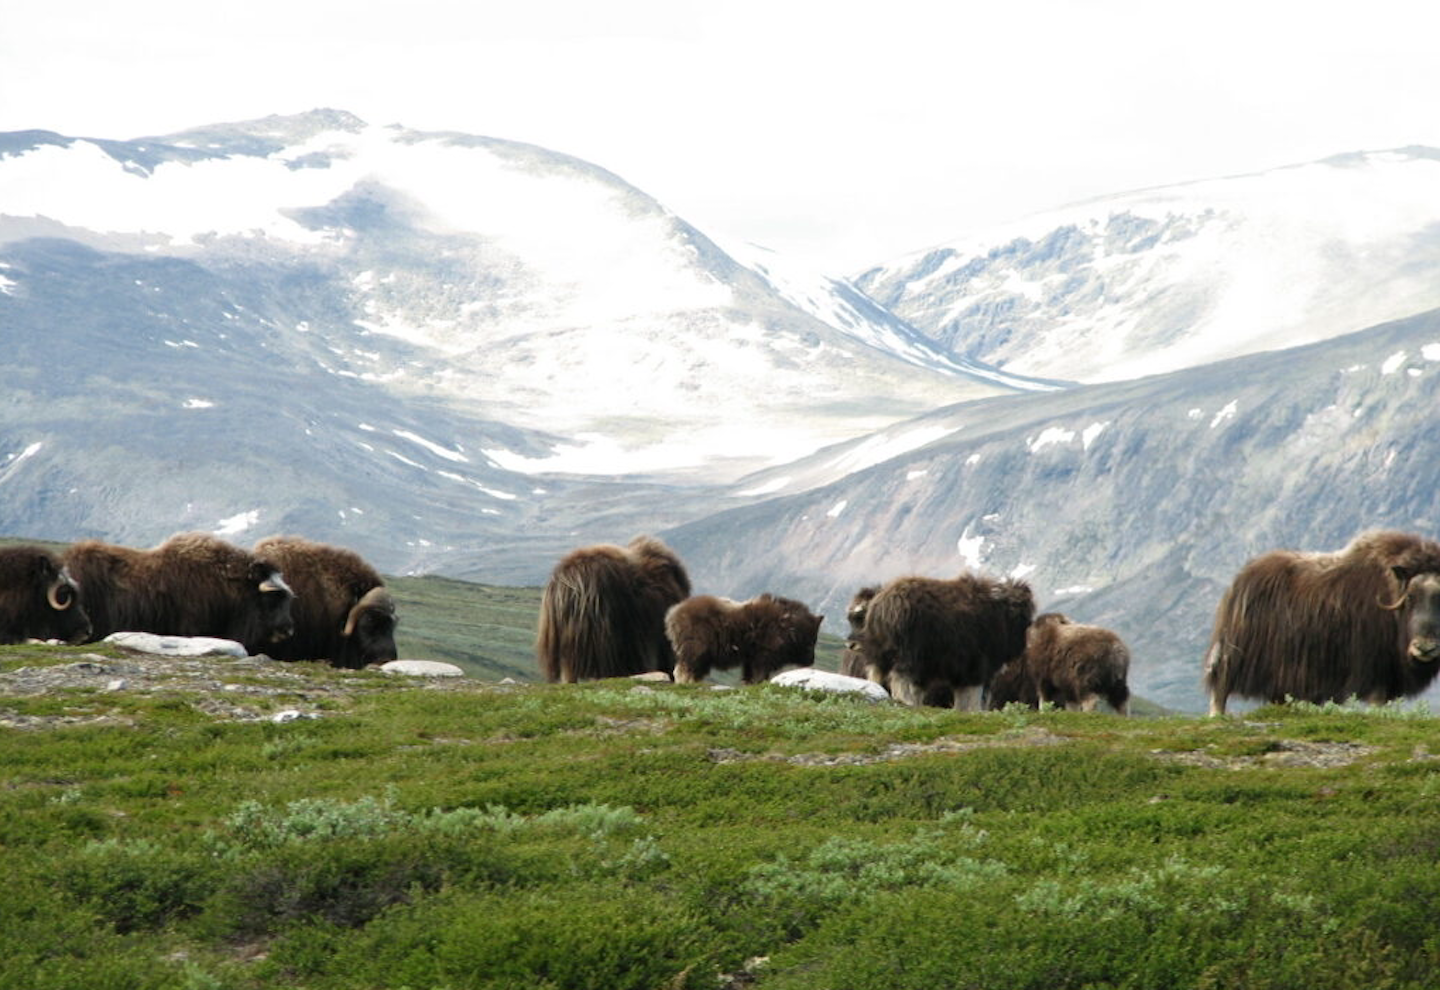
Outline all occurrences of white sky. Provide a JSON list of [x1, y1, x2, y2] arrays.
[[3, 0, 1439, 274]]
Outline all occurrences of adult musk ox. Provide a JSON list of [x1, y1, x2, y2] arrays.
[[536, 535, 691, 683], [989, 613, 1130, 714], [0, 545, 91, 645], [62, 532, 295, 654], [1204, 530, 1440, 716], [856, 573, 1036, 709], [252, 536, 397, 669], [666, 593, 824, 684]]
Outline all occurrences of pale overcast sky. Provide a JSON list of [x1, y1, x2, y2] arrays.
[[3, 0, 1438, 273]]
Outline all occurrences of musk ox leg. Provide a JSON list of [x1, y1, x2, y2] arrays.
[[889, 674, 926, 707], [952, 684, 983, 712]]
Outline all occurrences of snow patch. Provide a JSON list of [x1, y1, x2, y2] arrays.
[[957, 527, 986, 569], [393, 429, 467, 463], [1423, 343, 1440, 362], [826, 500, 848, 519], [0, 274, 16, 295], [1210, 401, 1238, 428], [906, 469, 928, 481], [737, 476, 792, 497], [1011, 563, 1037, 580], [1382, 351, 1408, 375], [1028, 427, 1076, 453], [5, 441, 43, 465], [182, 398, 215, 409], [1082, 421, 1109, 449], [214, 510, 259, 536]]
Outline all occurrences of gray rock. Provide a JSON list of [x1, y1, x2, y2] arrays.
[[770, 668, 891, 701]]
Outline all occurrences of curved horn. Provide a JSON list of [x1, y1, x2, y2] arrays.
[[46, 575, 75, 611], [259, 572, 292, 595], [343, 586, 395, 638]]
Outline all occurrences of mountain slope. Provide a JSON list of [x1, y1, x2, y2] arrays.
[[0, 110, 1031, 482], [856, 148, 1440, 384], [664, 308, 1440, 712]]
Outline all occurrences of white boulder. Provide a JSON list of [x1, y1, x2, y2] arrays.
[[379, 659, 465, 677], [770, 667, 891, 701], [104, 632, 248, 658]]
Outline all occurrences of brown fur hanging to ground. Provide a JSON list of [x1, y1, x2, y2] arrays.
[[856, 573, 1035, 709], [666, 593, 823, 684], [252, 535, 397, 669], [0, 545, 91, 645], [536, 535, 691, 683], [62, 532, 295, 654], [989, 613, 1130, 714], [1204, 530, 1440, 715]]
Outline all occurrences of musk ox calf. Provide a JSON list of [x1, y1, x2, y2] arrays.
[[989, 613, 1130, 714], [857, 573, 1036, 709], [0, 545, 91, 645], [536, 535, 691, 683], [62, 532, 295, 655], [666, 593, 824, 684], [840, 585, 879, 680], [252, 536, 397, 669], [1204, 530, 1440, 716]]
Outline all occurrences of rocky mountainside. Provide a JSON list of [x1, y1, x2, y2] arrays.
[[855, 148, 1440, 384], [665, 309, 1440, 711]]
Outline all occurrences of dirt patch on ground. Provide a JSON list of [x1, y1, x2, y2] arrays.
[[1150, 739, 1378, 770], [708, 725, 1069, 767]]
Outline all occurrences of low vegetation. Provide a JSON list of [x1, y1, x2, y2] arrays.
[[4, 625, 1440, 988]]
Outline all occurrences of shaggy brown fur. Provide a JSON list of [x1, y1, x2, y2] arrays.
[[252, 536, 397, 669], [536, 535, 691, 683], [857, 573, 1036, 709], [840, 585, 879, 679], [985, 658, 1040, 710], [666, 593, 823, 684], [0, 546, 91, 645], [995, 613, 1130, 714], [62, 532, 295, 654], [1204, 530, 1440, 715]]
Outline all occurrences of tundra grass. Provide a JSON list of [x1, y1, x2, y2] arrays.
[[6, 652, 1440, 990]]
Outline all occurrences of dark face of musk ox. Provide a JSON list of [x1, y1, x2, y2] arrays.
[[1403, 573, 1440, 663]]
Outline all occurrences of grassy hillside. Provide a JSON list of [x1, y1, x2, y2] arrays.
[[2, 642, 1438, 989]]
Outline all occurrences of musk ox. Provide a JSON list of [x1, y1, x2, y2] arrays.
[[0, 545, 91, 645], [62, 532, 295, 654], [840, 585, 879, 679], [666, 593, 824, 684], [857, 573, 1036, 709], [536, 535, 691, 683], [989, 613, 1130, 714], [252, 536, 397, 669], [1204, 530, 1440, 716]]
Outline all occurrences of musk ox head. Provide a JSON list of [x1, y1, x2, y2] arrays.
[[251, 564, 296, 646], [340, 586, 398, 667], [1391, 570, 1440, 663], [1, 549, 92, 645]]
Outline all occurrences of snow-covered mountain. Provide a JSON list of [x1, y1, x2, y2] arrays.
[[856, 148, 1440, 384], [0, 110, 1032, 482]]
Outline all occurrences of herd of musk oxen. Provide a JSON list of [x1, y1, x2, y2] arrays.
[[0, 533, 398, 669], [4, 527, 1440, 715], [534, 530, 1440, 715]]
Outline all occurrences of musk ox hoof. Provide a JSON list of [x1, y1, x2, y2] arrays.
[[104, 632, 249, 658], [379, 659, 465, 677], [770, 667, 891, 702]]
